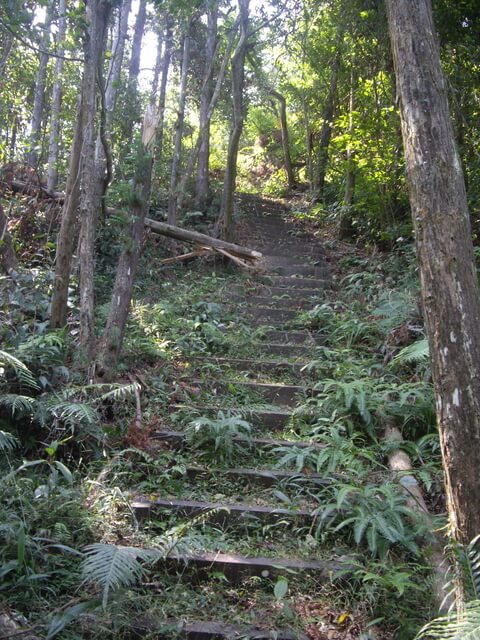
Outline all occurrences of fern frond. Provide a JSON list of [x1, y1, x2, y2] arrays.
[[0, 394, 36, 417], [415, 600, 480, 639], [468, 536, 480, 598], [393, 338, 430, 365], [81, 543, 158, 608], [0, 430, 19, 452], [0, 350, 39, 389]]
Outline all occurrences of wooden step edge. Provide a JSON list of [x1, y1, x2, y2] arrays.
[[161, 551, 347, 580], [131, 497, 314, 522], [191, 356, 308, 374], [191, 379, 308, 394], [132, 617, 309, 639], [184, 466, 330, 487], [152, 430, 324, 451], [171, 403, 292, 418]]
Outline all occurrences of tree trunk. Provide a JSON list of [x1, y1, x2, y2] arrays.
[[219, 0, 249, 242], [167, 18, 193, 225], [313, 30, 343, 201], [155, 17, 173, 165], [194, 1, 218, 211], [339, 67, 356, 240], [46, 0, 67, 193], [302, 98, 313, 189], [77, 0, 112, 357], [270, 89, 295, 190], [0, 31, 13, 80], [0, 203, 17, 274], [96, 131, 154, 378], [176, 15, 239, 213], [121, 0, 146, 144], [50, 92, 85, 328], [386, 0, 480, 545], [27, 1, 54, 169]]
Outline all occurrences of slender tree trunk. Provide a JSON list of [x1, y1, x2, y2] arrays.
[[176, 15, 239, 213], [339, 67, 356, 239], [302, 98, 313, 189], [0, 204, 17, 274], [94, 0, 131, 219], [167, 18, 193, 225], [121, 0, 147, 144], [386, 0, 480, 545], [96, 110, 157, 378], [77, 0, 112, 357], [270, 89, 295, 189], [50, 93, 85, 328], [219, 0, 249, 242], [194, 1, 218, 211], [151, 24, 164, 96], [0, 31, 13, 79], [313, 30, 343, 201], [155, 17, 173, 165], [27, 1, 54, 169], [46, 0, 67, 193]]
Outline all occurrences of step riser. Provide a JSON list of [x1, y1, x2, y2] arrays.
[[244, 307, 298, 322], [134, 619, 309, 640], [196, 381, 311, 406], [257, 343, 311, 357], [184, 467, 330, 488], [154, 430, 324, 451], [262, 330, 323, 344], [172, 406, 290, 430], [193, 357, 307, 376]]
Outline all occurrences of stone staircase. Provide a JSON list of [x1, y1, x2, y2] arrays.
[[131, 195, 347, 639]]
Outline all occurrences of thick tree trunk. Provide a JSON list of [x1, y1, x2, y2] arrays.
[[0, 204, 17, 274], [386, 0, 480, 544], [219, 0, 249, 243], [313, 31, 343, 201], [167, 19, 193, 225], [194, 1, 218, 211], [77, 0, 112, 357], [270, 89, 295, 189], [27, 1, 54, 169], [176, 15, 239, 213], [46, 0, 67, 193]]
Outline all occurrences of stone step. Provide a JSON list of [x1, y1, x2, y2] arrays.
[[132, 497, 314, 525], [184, 465, 329, 488], [231, 296, 300, 310], [172, 404, 292, 429], [243, 306, 298, 323], [271, 265, 329, 278], [257, 286, 321, 300], [262, 329, 323, 344], [192, 379, 314, 406], [154, 430, 323, 451], [134, 618, 309, 640], [162, 551, 344, 582], [262, 276, 329, 289], [193, 356, 308, 376], [256, 343, 311, 357]]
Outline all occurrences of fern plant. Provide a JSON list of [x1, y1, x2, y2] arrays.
[[185, 411, 252, 464], [415, 535, 480, 639]]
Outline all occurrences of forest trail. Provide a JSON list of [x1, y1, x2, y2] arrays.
[[130, 195, 349, 639]]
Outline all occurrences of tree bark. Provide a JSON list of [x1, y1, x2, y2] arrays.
[[0, 203, 17, 274], [219, 0, 249, 243], [167, 18, 193, 225], [386, 0, 480, 544], [96, 126, 154, 378], [121, 0, 147, 145], [269, 89, 295, 190], [339, 67, 356, 240], [176, 15, 239, 213], [46, 0, 67, 193], [155, 17, 173, 165], [194, 1, 218, 211], [50, 92, 85, 328], [313, 30, 343, 201], [77, 0, 112, 357], [27, 1, 54, 169]]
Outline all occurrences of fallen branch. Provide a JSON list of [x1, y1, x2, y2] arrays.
[[159, 246, 212, 266], [145, 217, 262, 263]]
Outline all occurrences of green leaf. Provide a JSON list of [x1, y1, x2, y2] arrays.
[[274, 577, 289, 600]]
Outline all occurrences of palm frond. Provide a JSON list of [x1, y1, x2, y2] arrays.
[[0, 430, 19, 452], [0, 394, 36, 417], [415, 600, 480, 639], [81, 543, 158, 608], [393, 338, 430, 365], [0, 350, 39, 389]]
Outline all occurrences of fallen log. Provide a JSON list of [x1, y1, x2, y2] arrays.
[[145, 217, 262, 262]]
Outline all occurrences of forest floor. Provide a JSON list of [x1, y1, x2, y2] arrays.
[[1, 193, 443, 639]]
